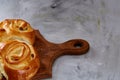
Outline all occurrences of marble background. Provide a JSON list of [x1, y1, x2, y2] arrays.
[[0, 0, 120, 80]]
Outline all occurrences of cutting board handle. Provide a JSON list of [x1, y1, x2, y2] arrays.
[[59, 39, 89, 55]]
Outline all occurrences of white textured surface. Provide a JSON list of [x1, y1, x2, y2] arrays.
[[0, 0, 120, 80]]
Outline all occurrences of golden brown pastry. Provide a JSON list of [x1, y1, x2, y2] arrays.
[[0, 19, 40, 80]]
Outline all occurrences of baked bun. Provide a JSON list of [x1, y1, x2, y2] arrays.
[[0, 19, 40, 80]]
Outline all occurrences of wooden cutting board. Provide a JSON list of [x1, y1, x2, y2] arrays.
[[32, 30, 90, 80]]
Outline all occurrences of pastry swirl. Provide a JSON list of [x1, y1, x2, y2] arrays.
[[0, 40, 40, 80]]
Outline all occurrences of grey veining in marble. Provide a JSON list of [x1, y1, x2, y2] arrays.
[[0, 0, 120, 80]]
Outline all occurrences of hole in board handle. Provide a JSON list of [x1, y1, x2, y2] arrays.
[[74, 42, 82, 48]]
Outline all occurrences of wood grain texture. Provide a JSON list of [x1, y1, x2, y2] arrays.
[[32, 30, 90, 80]]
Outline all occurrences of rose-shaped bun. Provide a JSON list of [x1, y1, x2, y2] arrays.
[[0, 40, 40, 80], [0, 19, 40, 80], [0, 19, 35, 45]]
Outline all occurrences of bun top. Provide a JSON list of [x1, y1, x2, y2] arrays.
[[0, 19, 35, 45]]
